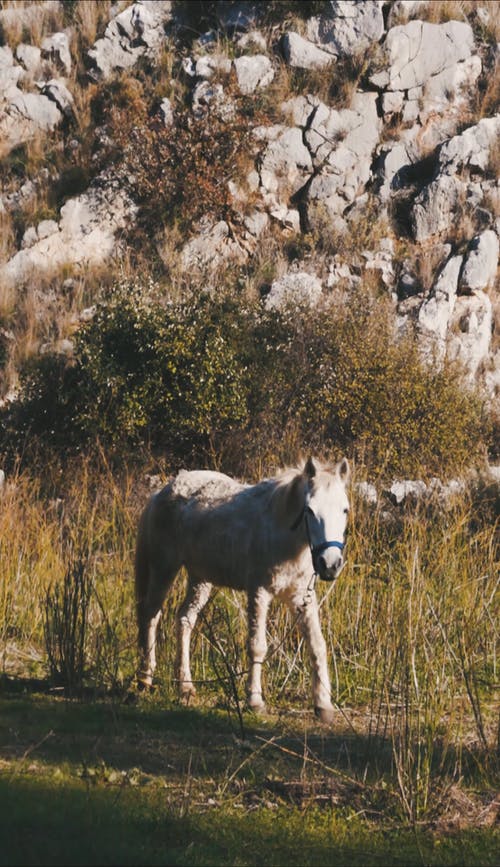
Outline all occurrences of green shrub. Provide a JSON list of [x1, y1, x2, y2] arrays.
[[4, 282, 489, 477], [9, 284, 250, 459]]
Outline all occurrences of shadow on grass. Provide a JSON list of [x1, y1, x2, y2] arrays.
[[1, 775, 499, 867], [0, 674, 496, 788]]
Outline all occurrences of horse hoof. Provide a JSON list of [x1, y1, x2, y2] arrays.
[[137, 679, 154, 693], [315, 706, 335, 724], [247, 700, 266, 715]]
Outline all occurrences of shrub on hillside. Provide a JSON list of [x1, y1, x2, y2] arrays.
[[3, 283, 489, 478], [9, 285, 251, 459]]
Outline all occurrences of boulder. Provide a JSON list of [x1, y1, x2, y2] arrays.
[[437, 116, 500, 174], [307, 1, 384, 57], [233, 54, 274, 94], [412, 175, 466, 243], [411, 117, 500, 241], [384, 479, 429, 506], [194, 53, 232, 79], [0, 89, 62, 156], [0, 45, 23, 94], [460, 230, 499, 292], [0, 174, 137, 288], [15, 44, 42, 75], [418, 255, 462, 343], [264, 271, 323, 310], [259, 125, 313, 198], [281, 32, 334, 70], [87, 0, 172, 80], [180, 219, 248, 270], [41, 31, 72, 75], [373, 20, 474, 91], [37, 78, 75, 120], [306, 92, 381, 217], [448, 292, 493, 380]]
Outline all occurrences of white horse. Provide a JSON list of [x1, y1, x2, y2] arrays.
[[135, 457, 350, 722]]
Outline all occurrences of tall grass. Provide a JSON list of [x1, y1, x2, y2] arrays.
[[0, 459, 497, 820]]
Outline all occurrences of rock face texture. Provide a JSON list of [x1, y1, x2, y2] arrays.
[[0, 0, 497, 411], [86, 1, 173, 80], [1, 175, 137, 288], [306, 1, 385, 57]]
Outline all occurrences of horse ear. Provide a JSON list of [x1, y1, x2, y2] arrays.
[[304, 457, 317, 479], [337, 457, 350, 482]]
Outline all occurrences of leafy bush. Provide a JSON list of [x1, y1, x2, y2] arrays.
[[10, 284, 250, 459], [4, 282, 489, 478]]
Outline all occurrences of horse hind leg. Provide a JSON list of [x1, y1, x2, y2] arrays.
[[176, 580, 212, 703], [136, 543, 180, 691]]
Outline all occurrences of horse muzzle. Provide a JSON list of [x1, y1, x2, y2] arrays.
[[312, 542, 345, 582]]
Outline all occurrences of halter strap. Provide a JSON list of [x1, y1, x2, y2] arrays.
[[312, 540, 344, 555], [290, 508, 345, 580]]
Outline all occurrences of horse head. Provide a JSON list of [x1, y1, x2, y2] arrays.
[[298, 456, 350, 581]]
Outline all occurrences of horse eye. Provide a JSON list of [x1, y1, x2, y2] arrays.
[[344, 508, 349, 515]]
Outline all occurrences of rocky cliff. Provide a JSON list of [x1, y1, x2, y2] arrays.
[[0, 0, 498, 469]]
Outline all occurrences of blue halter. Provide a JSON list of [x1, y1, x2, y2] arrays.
[[291, 508, 345, 580]]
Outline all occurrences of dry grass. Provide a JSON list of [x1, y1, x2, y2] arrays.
[[0, 458, 497, 822], [0, 0, 65, 49]]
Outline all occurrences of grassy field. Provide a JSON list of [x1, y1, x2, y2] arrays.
[[1, 689, 499, 867], [0, 462, 498, 865]]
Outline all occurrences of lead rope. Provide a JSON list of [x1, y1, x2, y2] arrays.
[[300, 570, 317, 611]]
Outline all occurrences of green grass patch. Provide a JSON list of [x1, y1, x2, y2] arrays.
[[0, 692, 499, 866]]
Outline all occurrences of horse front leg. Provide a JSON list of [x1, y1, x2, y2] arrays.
[[247, 586, 272, 712], [176, 580, 212, 702], [288, 592, 334, 723]]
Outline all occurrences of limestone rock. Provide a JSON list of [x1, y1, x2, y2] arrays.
[[437, 116, 500, 174], [411, 117, 500, 241], [259, 125, 313, 198], [460, 231, 499, 292], [15, 44, 42, 75], [355, 481, 378, 505], [0, 88, 62, 156], [159, 96, 174, 126], [233, 54, 274, 94], [384, 479, 428, 506], [0, 46, 23, 94], [375, 20, 474, 91], [307, 1, 384, 57], [281, 32, 334, 70], [418, 255, 462, 343], [412, 175, 467, 243], [37, 78, 75, 120], [87, 0, 172, 81], [180, 219, 251, 271], [306, 92, 381, 218], [41, 31, 72, 75], [0, 174, 137, 288], [264, 271, 323, 310], [194, 53, 232, 80], [448, 292, 493, 380]]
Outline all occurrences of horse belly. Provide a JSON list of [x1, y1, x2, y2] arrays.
[[182, 530, 251, 591]]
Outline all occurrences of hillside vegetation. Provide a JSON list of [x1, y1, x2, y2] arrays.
[[0, 2, 498, 865]]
